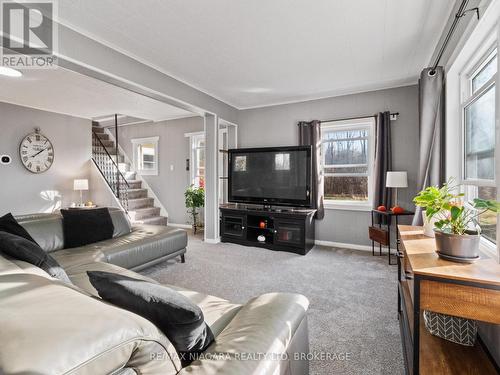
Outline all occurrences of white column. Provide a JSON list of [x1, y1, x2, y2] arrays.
[[204, 113, 219, 242]]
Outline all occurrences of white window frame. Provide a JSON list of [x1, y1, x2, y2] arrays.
[[131, 136, 159, 176], [185, 131, 205, 187], [320, 117, 375, 211], [460, 47, 497, 187], [458, 41, 498, 255]]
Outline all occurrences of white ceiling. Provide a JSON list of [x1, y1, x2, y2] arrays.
[[58, 0, 455, 109], [0, 67, 194, 121]]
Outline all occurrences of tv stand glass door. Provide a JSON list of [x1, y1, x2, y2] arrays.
[[274, 220, 304, 247], [222, 215, 246, 238]]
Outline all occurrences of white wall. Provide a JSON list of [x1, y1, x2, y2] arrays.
[[0, 102, 91, 215], [117, 116, 204, 225], [237, 85, 420, 246]]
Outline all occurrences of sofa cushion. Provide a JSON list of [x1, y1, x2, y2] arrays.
[[61, 208, 115, 248], [109, 208, 132, 237], [0, 252, 51, 278], [51, 245, 106, 271], [67, 262, 242, 337], [88, 271, 215, 367], [93, 225, 187, 270], [0, 231, 71, 284], [14, 209, 131, 253], [172, 287, 242, 337], [179, 293, 309, 375], [16, 213, 64, 253], [0, 213, 37, 243]]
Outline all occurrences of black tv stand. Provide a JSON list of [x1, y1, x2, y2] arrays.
[[220, 204, 316, 255]]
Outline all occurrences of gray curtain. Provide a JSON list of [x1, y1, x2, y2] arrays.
[[298, 120, 324, 219], [373, 111, 392, 211], [412, 67, 445, 225]]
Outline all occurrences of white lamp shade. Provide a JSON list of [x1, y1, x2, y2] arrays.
[[73, 179, 89, 191], [386, 172, 408, 188]]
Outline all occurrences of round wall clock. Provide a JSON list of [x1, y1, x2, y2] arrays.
[[19, 128, 54, 173]]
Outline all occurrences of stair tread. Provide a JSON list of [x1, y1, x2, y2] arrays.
[[128, 197, 153, 201], [138, 216, 168, 225], [130, 206, 160, 213]]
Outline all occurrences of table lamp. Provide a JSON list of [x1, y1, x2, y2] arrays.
[[386, 171, 407, 207], [73, 179, 89, 206]]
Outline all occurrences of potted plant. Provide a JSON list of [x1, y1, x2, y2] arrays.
[[413, 179, 499, 260], [413, 180, 500, 346], [185, 184, 204, 234]]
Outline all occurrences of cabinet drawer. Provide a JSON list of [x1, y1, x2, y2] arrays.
[[369, 226, 389, 245]]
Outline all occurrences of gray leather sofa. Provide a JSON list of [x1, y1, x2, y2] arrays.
[[0, 208, 310, 374], [15, 207, 188, 271]]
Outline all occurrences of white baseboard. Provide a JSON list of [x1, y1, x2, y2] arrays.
[[204, 238, 221, 244], [168, 222, 192, 229], [315, 240, 372, 252]]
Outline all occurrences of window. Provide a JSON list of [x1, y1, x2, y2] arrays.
[[461, 48, 497, 244], [131, 136, 159, 176], [186, 132, 205, 187], [274, 153, 290, 170], [321, 117, 375, 208], [234, 155, 246, 172]]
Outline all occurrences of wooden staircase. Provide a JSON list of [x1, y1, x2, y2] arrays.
[[92, 125, 168, 226]]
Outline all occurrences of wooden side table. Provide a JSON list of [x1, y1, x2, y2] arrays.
[[398, 225, 500, 374], [369, 209, 414, 265]]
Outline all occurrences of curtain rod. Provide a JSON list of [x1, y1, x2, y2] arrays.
[[318, 112, 399, 124], [429, 0, 479, 75]]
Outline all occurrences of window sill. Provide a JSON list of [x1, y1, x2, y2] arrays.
[[138, 170, 158, 176], [324, 202, 372, 212], [479, 238, 498, 261]]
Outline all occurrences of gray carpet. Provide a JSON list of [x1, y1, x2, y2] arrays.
[[140, 234, 404, 375]]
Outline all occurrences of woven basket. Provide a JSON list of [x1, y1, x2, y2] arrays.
[[423, 310, 477, 346]]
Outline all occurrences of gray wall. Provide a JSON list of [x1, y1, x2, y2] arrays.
[[0, 102, 91, 215], [237, 85, 419, 246], [117, 116, 204, 225]]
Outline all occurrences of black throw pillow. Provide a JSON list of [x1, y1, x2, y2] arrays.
[[0, 231, 72, 284], [0, 213, 36, 243], [61, 208, 114, 248], [87, 271, 215, 366]]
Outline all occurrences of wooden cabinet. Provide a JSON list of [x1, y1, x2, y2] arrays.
[[220, 205, 316, 255], [397, 226, 500, 375]]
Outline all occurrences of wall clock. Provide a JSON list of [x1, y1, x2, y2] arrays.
[[19, 128, 54, 173]]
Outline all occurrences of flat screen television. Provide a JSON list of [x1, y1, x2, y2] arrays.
[[228, 146, 312, 207]]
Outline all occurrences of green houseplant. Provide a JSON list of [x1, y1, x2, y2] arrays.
[[185, 185, 205, 234], [413, 179, 499, 260]]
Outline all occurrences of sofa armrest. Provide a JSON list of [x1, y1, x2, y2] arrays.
[[0, 273, 178, 374], [179, 293, 310, 375]]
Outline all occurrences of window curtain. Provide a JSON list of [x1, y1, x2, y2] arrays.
[[412, 67, 445, 225], [373, 111, 392, 212], [298, 120, 324, 219]]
